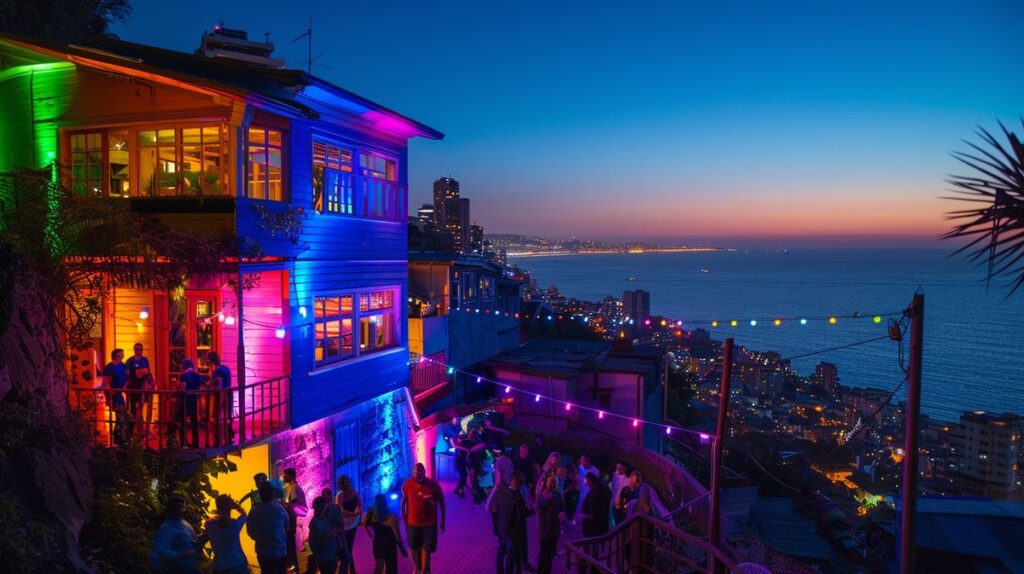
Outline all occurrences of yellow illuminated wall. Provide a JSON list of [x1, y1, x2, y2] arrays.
[[207, 443, 269, 568]]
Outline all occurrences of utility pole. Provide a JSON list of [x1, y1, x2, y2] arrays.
[[900, 293, 924, 574], [709, 338, 733, 574]]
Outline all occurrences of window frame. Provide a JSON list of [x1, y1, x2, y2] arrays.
[[247, 126, 287, 201], [311, 286, 401, 369], [64, 123, 229, 198], [310, 136, 403, 222]]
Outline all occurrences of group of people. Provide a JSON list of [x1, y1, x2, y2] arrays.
[[444, 415, 666, 574], [98, 343, 233, 448]]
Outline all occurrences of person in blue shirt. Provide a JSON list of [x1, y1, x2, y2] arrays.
[[126, 343, 153, 439], [179, 359, 209, 448], [208, 351, 232, 444], [102, 348, 131, 446], [150, 495, 200, 574]]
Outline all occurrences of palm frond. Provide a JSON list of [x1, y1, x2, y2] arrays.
[[944, 119, 1024, 297]]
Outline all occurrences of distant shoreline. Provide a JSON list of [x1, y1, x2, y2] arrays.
[[507, 247, 731, 258]]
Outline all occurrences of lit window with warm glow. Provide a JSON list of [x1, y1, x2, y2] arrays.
[[247, 127, 285, 201]]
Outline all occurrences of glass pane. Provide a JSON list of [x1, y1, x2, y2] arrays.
[[157, 129, 175, 144], [108, 129, 130, 196], [248, 128, 266, 146], [158, 145, 177, 195], [268, 129, 282, 147], [313, 297, 326, 319], [359, 294, 369, 312], [202, 126, 220, 144], [267, 148, 282, 201], [247, 144, 266, 199], [341, 318, 353, 354], [182, 127, 201, 145], [325, 320, 340, 358], [71, 134, 85, 152], [340, 295, 353, 314], [88, 132, 101, 149], [315, 323, 326, 362], [140, 131, 157, 146], [139, 147, 158, 196], [323, 296, 339, 317]]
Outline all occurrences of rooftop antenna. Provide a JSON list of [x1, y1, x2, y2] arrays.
[[291, 13, 323, 73]]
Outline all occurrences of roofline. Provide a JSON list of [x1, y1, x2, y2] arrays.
[[1, 34, 443, 139]]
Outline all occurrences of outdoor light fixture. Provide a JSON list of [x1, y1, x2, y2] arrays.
[[225, 316, 236, 326], [700, 433, 711, 444], [299, 305, 308, 318], [390, 493, 399, 501], [275, 326, 286, 339], [139, 307, 150, 320]]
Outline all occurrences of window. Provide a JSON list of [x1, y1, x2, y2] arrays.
[[359, 289, 396, 354], [480, 275, 495, 302], [358, 151, 400, 221], [107, 129, 131, 196], [312, 141, 353, 214], [462, 272, 477, 303], [312, 288, 398, 367], [70, 132, 103, 196], [314, 295, 355, 365], [248, 127, 284, 201], [181, 127, 226, 195]]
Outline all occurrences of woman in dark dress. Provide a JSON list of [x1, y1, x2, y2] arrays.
[[363, 494, 407, 574], [535, 475, 566, 574], [335, 475, 363, 574]]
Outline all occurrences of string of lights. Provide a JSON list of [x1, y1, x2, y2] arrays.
[[415, 354, 713, 440]]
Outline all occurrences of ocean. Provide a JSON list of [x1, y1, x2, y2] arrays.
[[510, 248, 1024, 422]]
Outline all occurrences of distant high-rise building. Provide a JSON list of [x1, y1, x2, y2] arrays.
[[469, 224, 484, 254], [950, 411, 1024, 499], [622, 290, 650, 325], [813, 362, 839, 394], [416, 203, 434, 227], [432, 177, 471, 253]]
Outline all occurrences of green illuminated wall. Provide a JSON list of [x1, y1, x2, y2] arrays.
[[0, 62, 75, 171]]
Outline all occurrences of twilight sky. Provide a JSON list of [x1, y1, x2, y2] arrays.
[[113, 1, 1022, 246]]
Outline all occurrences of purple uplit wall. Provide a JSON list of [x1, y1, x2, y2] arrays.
[[267, 388, 417, 546]]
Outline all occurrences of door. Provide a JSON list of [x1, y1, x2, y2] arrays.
[[165, 290, 220, 389], [334, 421, 361, 497]]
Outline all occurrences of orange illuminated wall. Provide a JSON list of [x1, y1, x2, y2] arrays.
[[206, 443, 269, 567]]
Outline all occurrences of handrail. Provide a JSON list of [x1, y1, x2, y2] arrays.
[[71, 375, 289, 451], [564, 512, 738, 573]]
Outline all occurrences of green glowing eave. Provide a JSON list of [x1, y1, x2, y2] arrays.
[[0, 60, 76, 254]]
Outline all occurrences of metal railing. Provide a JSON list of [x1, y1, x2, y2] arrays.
[[71, 375, 289, 451], [565, 512, 738, 573], [409, 352, 449, 397]]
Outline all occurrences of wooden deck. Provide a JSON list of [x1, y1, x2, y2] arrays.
[[347, 480, 582, 574]]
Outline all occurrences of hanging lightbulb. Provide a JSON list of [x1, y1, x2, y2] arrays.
[[535, 394, 541, 402], [774, 319, 782, 326], [750, 320, 757, 327], [873, 315, 882, 323], [275, 326, 286, 339], [225, 316, 236, 326], [665, 426, 672, 435], [139, 307, 150, 320], [504, 385, 511, 394], [730, 320, 738, 327], [711, 321, 719, 327], [565, 402, 572, 411], [632, 419, 639, 428], [475, 376, 482, 384], [829, 317, 837, 325], [799, 319, 807, 325], [598, 411, 605, 419]]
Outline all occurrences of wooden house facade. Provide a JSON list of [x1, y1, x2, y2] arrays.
[[0, 31, 441, 527]]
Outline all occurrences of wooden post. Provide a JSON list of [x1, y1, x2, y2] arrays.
[[236, 271, 246, 445], [709, 337, 733, 573], [900, 294, 924, 574]]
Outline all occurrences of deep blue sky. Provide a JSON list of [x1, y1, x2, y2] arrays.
[[113, 1, 1023, 246]]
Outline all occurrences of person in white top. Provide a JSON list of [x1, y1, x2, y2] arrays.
[[609, 461, 630, 526], [206, 494, 248, 574]]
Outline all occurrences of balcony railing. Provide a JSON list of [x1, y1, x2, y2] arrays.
[[71, 375, 289, 451], [565, 512, 738, 574]]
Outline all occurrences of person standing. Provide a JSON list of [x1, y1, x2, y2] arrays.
[[454, 428, 486, 504], [577, 473, 611, 538], [535, 475, 566, 574], [308, 497, 341, 574], [179, 359, 209, 448], [247, 482, 288, 574], [281, 468, 307, 574], [513, 444, 541, 497], [207, 351, 232, 445], [150, 495, 200, 574], [101, 348, 130, 446], [336, 475, 363, 574], [489, 471, 531, 574], [574, 455, 601, 518], [364, 493, 408, 574], [401, 462, 445, 574], [239, 472, 269, 510], [125, 343, 153, 436], [609, 462, 630, 526], [206, 494, 248, 574]]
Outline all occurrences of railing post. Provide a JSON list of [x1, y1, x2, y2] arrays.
[[237, 269, 247, 446]]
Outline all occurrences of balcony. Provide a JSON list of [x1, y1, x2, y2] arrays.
[[71, 375, 289, 452]]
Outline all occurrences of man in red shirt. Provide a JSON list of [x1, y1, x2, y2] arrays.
[[401, 462, 446, 574]]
